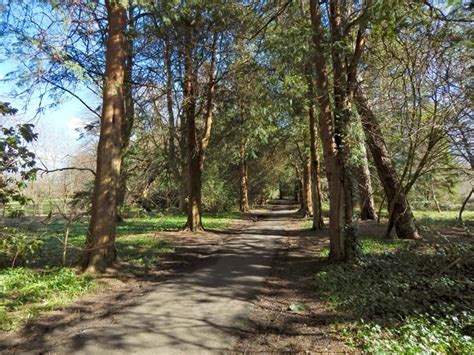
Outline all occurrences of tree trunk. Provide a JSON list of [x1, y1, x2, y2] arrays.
[[357, 144, 377, 220], [239, 141, 249, 212], [293, 180, 298, 202], [354, 84, 421, 239], [308, 83, 324, 229], [116, 11, 135, 221], [430, 178, 442, 213], [81, 0, 126, 273], [310, 0, 346, 261], [178, 113, 188, 213], [298, 179, 304, 210], [185, 31, 218, 231], [293, 166, 302, 207], [187, 151, 202, 231], [184, 29, 202, 231], [302, 158, 313, 217], [329, 0, 359, 260]]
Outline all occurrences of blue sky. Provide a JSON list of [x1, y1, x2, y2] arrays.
[[0, 58, 98, 168]]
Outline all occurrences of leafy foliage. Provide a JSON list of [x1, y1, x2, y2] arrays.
[[314, 238, 474, 353], [0, 116, 37, 205], [0, 228, 43, 268]]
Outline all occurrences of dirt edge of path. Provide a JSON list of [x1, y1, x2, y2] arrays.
[[235, 217, 350, 353]]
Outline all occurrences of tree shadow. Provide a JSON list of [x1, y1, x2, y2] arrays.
[[2, 201, 342, 353]]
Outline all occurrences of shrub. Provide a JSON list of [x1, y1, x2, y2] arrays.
[[0, 228, 43, 267]]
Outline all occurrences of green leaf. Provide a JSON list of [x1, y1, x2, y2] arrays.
[[288, 303, 307, 312]]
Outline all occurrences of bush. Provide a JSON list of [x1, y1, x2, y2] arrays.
[[202, 175, 236, 212], [0, 228, 43, 267]]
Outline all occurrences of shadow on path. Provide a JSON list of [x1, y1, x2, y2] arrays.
[[4, 200, 310, 354]]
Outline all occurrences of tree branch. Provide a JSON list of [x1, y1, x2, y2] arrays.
[[37, 167, 96, 176]]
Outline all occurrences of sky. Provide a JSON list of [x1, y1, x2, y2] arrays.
[[0, 59, 97, 169]]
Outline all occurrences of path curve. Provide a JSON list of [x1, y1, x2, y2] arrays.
[[62, 203, 298, 354]]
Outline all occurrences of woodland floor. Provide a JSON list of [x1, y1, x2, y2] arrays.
[[0, 201, 347, 353], [1, 202, 472, 353]]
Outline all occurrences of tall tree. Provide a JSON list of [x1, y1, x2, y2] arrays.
[[117, 4, 136, 220], [354, 84, 420, 239], [81, 0, 127, 272], [309, 0, 347, 260], [184, 27, 218, 231], [307, 76, 324, 229]]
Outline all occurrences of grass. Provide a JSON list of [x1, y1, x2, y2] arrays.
[[314, 235, 473, 353], [303, 209, 474, 236], [415, 209, 474, 228], [0, 211, 240, 331], [0, 268, 94, 331], [1, 199, 65, 217]]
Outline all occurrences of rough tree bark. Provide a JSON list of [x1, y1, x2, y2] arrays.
[[354, 84, 421, 239], [81, 0, 127, 273], [310, 0, 346, 261], [294, 166, 304, 209], [329, 0, 359, 260], [184, 28, 200, 231], [356, 144, 377, 220]]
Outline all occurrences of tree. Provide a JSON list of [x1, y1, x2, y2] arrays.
[[309, 0, 368, 261], [355, 4, 471, 238], [354, 84, 421, 239], [355, 144, 377, 221], [307, 77, 324, 229], [0, 103, 37, 206], [81, 0, 127, 272], [183, 27, 218, 231]]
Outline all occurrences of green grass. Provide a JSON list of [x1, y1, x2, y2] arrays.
[[0, 268, 94, 331], [0, 211, 240, 331], [304, 209, 474, 232], [1, 199, 65, 217], [415, 210, 474, 228], [314, 238, 474, 353]]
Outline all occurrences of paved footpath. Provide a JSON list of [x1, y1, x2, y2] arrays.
[[60, 204, 296, 354]]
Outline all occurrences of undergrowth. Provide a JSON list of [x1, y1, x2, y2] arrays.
[[314, 238, 474, 353]]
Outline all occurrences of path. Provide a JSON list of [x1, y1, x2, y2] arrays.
[[58, 202, 299, 354]]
